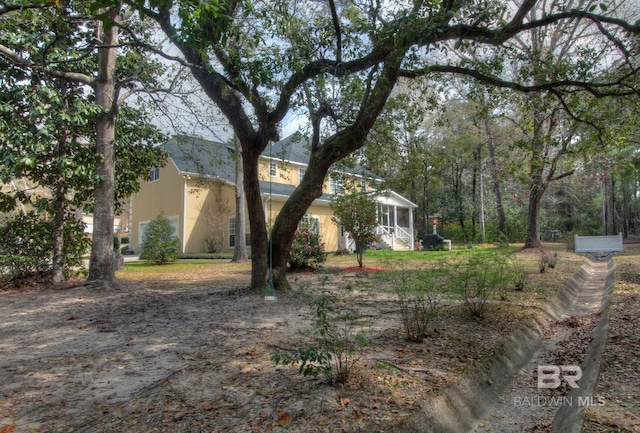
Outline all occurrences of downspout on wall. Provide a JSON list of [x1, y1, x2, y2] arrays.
[[182, 175, 188, 254]]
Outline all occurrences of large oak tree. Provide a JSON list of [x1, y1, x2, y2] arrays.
[[135, 0, 639, 290]]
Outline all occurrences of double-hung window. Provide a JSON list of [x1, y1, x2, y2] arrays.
[[149, 167, 160, 182]]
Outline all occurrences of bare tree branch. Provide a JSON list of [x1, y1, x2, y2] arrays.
[[0, 44, 94, 85], [400, 64, 639, 97], [328, 0, 342, 64]]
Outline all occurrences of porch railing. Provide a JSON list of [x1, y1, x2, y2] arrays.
[[395, 225, 414, 249], [375, 225, 414, 250]]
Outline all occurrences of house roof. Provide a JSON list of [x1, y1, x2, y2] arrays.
[[266, 133, 381, 181], [259, 180, 332, 202], [165, 136, 237, 184], [265, 132, 311, 165], [163, 134, 400, 206], [164, 135, 321, 197]]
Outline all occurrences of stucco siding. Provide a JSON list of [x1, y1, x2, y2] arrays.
[[184, 180, 236, 254], [130, 161, 184, 253], [265, 199, 339, 253]]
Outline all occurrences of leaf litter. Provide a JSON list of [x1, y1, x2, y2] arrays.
[[0, 245, 638, 433]]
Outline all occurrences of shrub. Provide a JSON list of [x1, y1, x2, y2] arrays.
[[139, 213, 180, 265], [330, 192, 379, 267], [272, 286, 369, 385], [395, 270, 443, 342], [451, 252, 513, 319], [288, 229, 326, 269], [511, 259, 526, 291], [0, 211, 89, 285]]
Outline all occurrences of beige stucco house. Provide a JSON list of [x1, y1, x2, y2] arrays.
[[129, 134, 417, 255]]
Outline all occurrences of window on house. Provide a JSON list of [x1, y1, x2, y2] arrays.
[[360, 179, 367, 192], [149, 167, 160, 182], [299, 213, 320, 234], [269, 162, 277, 177], [298, 168, 306, 185], [228, 217, 236, 247], [329, 176, 344, 195], [228, 216, 251, 247]]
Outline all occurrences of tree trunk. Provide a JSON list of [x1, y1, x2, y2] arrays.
[[88, 13, 118, 284], [484, 118, 507, 243], [52, 102, 68, 284], [244, 146, 269, 290], [523, 183, 544, 249], [270, 153, 331, 290], [270, 53, 405, 289], [610, 175, 617, 235], [523, 133, 546, 249], [52, 178, 66, 284], [523, 106, 547, 249], [232, 133, 248, 262], [471, 145, 481, 240]]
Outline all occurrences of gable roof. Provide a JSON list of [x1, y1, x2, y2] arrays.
[[165, 135, 236, 184], [162, 134, 379, 203], [259, 180, 332, 202], [266, 132, 311, 165]]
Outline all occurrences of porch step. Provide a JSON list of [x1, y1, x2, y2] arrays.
[[378, 234, 413, 251]]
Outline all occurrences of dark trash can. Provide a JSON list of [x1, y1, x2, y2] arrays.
[[423, 233, 445, 251]]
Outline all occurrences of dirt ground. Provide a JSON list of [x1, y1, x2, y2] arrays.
[[1, 245, 638, 433]]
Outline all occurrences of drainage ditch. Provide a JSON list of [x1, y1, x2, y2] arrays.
[[391, 254, 615, 433]]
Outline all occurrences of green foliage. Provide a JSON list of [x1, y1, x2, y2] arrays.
[[0, 211, 89, 285], [331, 192, 379, 267], [394, 270, 444, 342], [0, 0, 170, 283], [288, 228, 326, 269], [450, 251, 516, 319], [139, 213, 180, 265], [271, 287, 369, 385], [179, 253, 234, 260]]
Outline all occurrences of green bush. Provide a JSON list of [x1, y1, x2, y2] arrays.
[[271, 286, 369, 385], [394, 270, 444, 342], [450, 252, 515, 319], [288, 229, 326, 269], [179, 253, 234, 260], [139, 213, 180, 265], [330, 192, 379, 267], [0, 211, 89, 285]]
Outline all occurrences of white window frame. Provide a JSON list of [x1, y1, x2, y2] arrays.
[[228, 216, 236, 248], [269, 161, 277, 177], [330, 176, 344, 195], [228, 216, 251, 248], [299, 213, 320, 234], [149, 167, 160, 182], [298, 168, 306, 185]]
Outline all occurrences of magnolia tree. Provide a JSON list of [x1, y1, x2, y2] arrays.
[[331, 192, 379, 268]]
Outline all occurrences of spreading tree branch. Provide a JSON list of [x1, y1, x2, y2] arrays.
[[0, 44, 95, 85]]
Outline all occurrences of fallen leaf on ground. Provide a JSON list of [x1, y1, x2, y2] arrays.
[[277, 411, 292, 427]]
